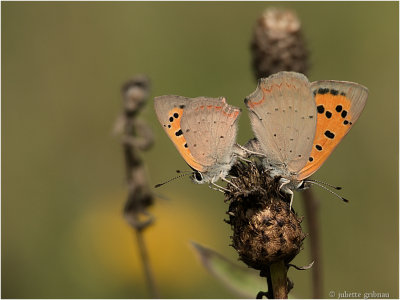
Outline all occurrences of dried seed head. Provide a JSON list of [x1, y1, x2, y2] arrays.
[[121, 74, 151, 114], [251, 8, 309, 79], [260, 8, 301, 39], [226, 162, 306, 270]]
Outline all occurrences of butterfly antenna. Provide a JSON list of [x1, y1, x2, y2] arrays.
[[306, 180, 349, 203], [176, 169, 192, 174], [155, 172, 193, 188], [306, 179, 342, 190]]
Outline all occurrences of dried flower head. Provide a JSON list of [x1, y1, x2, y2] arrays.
[[225, 161, 306, 270], [251, 8, 309, 79]]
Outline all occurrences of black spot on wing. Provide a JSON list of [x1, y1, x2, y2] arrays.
[[309, 157, 314, 162], [325, 111, 332, 118], [324, 130, 335, 139], [344, 120, 349, 125], [179, 105, 185, 109], [318, 88, 329, 94], [341, 110, 348, 118], [173, 113, 179, 118], [175, 129, 183, 136], [317, 105, 325, 114], [169, 117, 174, 122], [330, 89, 339, 96], [316, 145, 322, 151], [336, 105, 343, 112]]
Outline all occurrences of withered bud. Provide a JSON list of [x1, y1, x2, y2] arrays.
[[226, 162, 305, 270], [121, 74, 151, 115], [251, 8, 309, 79]]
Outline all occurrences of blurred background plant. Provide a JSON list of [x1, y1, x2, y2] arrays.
[[2, 2, 398, 298], [114, 75, 159, 298]]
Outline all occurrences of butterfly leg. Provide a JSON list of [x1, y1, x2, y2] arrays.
[[210, 183, 230, 193], [234, 143, 266, 158], [208, 184, 225, 193], [288, 190, 294, 211], [237, 156, 253, 163], [278, 177, 291, 191], [221, 177, 240, 190], [278, 178, 294, 210]]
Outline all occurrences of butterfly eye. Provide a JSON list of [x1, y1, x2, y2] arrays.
[[195, 171, 203, 181]]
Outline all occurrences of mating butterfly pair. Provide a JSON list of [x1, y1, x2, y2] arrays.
[[154, 72, 368, 201]]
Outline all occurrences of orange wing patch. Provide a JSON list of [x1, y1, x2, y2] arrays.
[[164, 107, 205, 172], [297, 89, 354, 180]]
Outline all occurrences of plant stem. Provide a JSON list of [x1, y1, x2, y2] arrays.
[[269, 261, 288, 299], [302, 189, 323, 298], [135, 228, 159, 298], [117, 75, 159, 298]]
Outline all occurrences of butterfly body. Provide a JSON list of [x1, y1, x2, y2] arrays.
[[154, 95, 241, 186], [245, 72, 368, 204], [243, 137, 305, 194]]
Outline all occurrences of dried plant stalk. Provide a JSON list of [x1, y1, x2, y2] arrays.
[[115, 75, 159, 298]]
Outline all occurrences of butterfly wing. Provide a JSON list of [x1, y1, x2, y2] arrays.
[[154, 95, 240, 173], [245, 71, 317, 175], [297, 81, 368, 180], [181, 97, 241, 168]]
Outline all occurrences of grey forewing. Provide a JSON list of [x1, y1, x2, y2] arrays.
[[180, 97, 240, 168], [154, 95, 187, 126], [245, 72, 317, 174]]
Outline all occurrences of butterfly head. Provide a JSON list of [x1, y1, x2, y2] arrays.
[[191, 170, 206, 184], [295, 180, 311, 190]]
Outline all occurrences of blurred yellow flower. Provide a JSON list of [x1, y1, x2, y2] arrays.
[[66, 190, 226, 293]]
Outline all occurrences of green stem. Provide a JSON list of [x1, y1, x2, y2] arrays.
[[302, 189, 323, 298], [135, 228, 160, 298], [269, 261, 288, 299]]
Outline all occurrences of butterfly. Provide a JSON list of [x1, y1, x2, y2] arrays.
[[154, 95, 242, 190], [244, 71, 368, 206]]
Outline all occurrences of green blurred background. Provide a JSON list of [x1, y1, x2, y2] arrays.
[[2, 2, 398, 298]]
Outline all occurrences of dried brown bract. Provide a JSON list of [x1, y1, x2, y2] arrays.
[[251, 8, 309, 79]]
